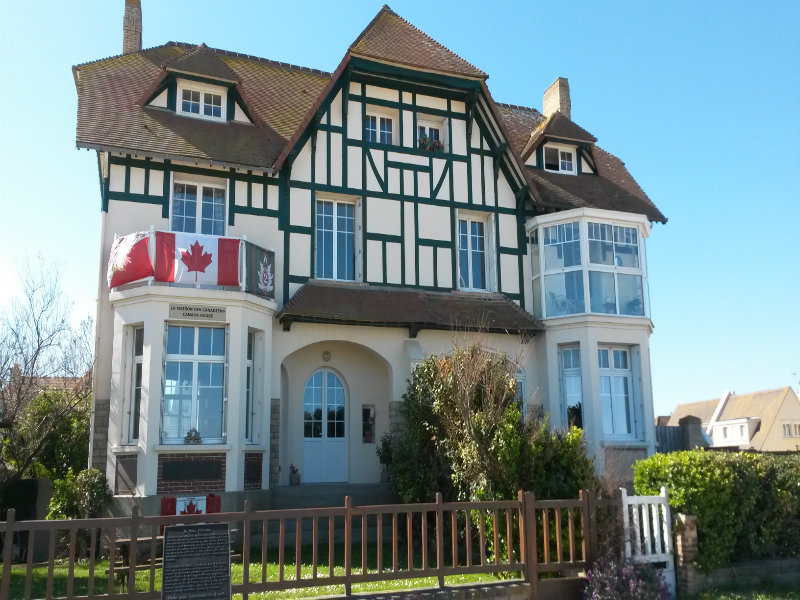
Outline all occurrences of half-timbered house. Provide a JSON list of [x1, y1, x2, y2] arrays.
[[75, 1, 667, 511]]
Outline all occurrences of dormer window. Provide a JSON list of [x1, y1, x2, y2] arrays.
[[543, 144, 576, 174], [177, 79, 227, 122]]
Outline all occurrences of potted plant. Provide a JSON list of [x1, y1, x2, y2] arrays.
[[184, 428, 202, 444], [418, 136, 445, 152], [289, 464, 301, 485]]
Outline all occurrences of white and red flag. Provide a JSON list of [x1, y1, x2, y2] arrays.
[[107, 231, 154, 288], [154, 232, 240, 286]]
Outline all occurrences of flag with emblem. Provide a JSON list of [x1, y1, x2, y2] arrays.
[[154, 231, 240, 286], [243, 241, 275, 299]]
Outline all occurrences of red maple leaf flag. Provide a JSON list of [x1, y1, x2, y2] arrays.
[[155, 232, 240, 286], [181, 241, 213, 281]]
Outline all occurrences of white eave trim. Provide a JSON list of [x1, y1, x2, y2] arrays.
[[525, 207, 652, 235]]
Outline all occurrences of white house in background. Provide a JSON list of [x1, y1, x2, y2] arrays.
[[668, 387, 800, 451], [74, 1, 667, 511]]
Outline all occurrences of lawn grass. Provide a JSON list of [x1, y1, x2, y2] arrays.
[[691, 580, 800, 600], [9, 542, 504, 599]]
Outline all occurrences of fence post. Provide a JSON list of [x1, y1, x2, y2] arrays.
[[619, 487, 631, 560], [521, 491, 538, 599], [435, 492, 445, 589], [1, 508, 14, 600], [344, 496, 352, 597], [242, 499, 251, 600], [579, 489, 598, 567], [128, 505, 140, 598]]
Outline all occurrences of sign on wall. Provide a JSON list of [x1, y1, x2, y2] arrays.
[[168, 304, 226, 321]]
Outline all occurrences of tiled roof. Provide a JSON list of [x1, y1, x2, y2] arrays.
[[495, 103, 546, 159], [166, 44, 239, 82], [349, 5, 487, 79], [277, 281, 543, 337], [523, 111, 597, 158], [529, 168, 667, 223], [75, 42, 330, 170]]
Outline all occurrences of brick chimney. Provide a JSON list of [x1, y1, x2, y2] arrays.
[[543, 77, 570, 120], [122, 0, 142, 55]]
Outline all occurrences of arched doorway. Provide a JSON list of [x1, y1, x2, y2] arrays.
[[302, 369, 347, 482]]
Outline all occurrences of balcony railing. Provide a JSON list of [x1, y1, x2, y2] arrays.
[[107, 229, 275, 301]]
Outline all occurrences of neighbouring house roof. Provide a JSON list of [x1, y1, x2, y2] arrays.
[[667, 387, 799, 451], [666, 399, 718, 427], [717, 387, 795, 450], [277, 281, 543, 338], [349, 5, 487, 79], [74, 5, 664, 221]]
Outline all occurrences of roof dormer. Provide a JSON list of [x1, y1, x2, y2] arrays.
[[143, 43, 255, 125]]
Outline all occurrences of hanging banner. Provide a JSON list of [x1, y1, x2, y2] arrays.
[[243, 241, 275, 300], [155, 232, 240, 287], [107, 231, 154, 288]]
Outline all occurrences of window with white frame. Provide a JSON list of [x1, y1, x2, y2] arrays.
[[458, 216, 487, 290], [129, 326, 144, 442], [543, 144, 576, 174], [588, 223, 644, 316], [783, 423, 792, 437], [598, 346, 639, 440], [171, 181, 226, 236], [365, 114, 393, 144], [315, 199, 356, 280], [541, 222, 584, 316], [177, 80, 226, 122], [560, 345, 583, 429], [162, 325, 227, 444], [244, 331, 255, 443]]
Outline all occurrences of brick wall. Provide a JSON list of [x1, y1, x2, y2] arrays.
[[157, 453, 226, 495], [269, 398, 280, 487], [244, 452, 263, 490]]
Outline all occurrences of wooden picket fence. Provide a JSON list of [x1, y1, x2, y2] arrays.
[[1, 490, 598, 600]]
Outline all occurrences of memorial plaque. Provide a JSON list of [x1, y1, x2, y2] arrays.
[[168, 304, 226, 322], [162, 523, 231, 600]]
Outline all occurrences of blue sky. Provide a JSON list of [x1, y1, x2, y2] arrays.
[[1, 1, 798, 417]]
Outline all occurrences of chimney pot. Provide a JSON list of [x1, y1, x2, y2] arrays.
[[543, 77, 570, 120], [123, 0, 142, 55]]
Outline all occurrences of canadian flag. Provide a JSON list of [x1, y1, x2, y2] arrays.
[[107, 231, 154, 288], [154, 232, 240, 286]]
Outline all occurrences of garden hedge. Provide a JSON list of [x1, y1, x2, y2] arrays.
[[634, 450, 800, 571]]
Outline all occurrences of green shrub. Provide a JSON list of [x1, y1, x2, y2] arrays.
[[634, 450, 800, 571], [378, 344, 597, 503], [47, 468, 112, 520]]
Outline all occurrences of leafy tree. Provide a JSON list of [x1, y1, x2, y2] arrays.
[[0, 259, 93, 490]]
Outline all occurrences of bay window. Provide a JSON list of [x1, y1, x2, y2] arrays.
[[162, 325, 227, 444], [529, 211, 648, 319], [599, 346, 641, 440], [129, 326, 144, 441], [560, 345, 583, 429]]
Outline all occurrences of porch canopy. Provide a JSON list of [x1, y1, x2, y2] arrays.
[[277, 281, 543, 338]]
